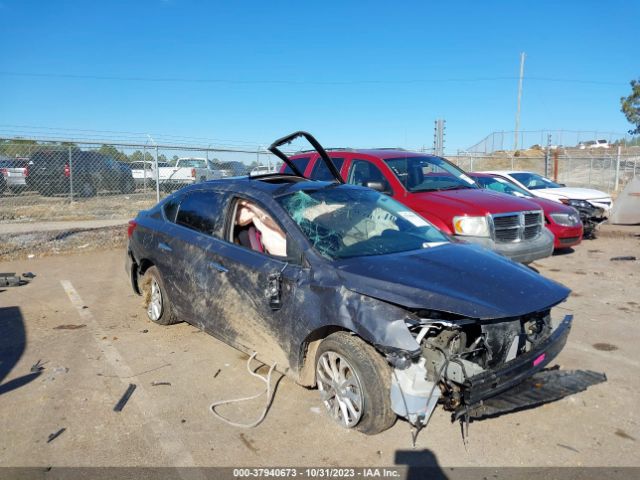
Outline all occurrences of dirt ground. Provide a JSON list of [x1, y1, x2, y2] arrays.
[[0, 230, 638, 471], [0, 191, 156, 223]]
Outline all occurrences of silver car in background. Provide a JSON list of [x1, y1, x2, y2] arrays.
[[0, 156, 29, 193]]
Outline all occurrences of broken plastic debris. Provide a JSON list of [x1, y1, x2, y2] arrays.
[[47, 428, 66, 443], [54, 324, 86, 330], [30, 360, 45, 373], [113, 384, 137, 412], [151, 381, 172, 387], [610, 256, 636, 261], [22, 272, 36, 278], [28, 254, 35, 259]]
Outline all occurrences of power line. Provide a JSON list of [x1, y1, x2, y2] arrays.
[[0, 124, 266, 149], [0, 71, 626, 86]]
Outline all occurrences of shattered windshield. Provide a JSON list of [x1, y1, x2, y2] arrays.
[[277, 187, 448, 259], [385, 156, 478, 192]]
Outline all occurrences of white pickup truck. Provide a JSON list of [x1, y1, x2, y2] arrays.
[[157, 157, 225, 190]]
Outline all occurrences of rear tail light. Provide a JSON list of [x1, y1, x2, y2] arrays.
[[64, 164, 70, 177], [191, 168, 196, 178], [23, 165, 29, 177], [127, 220, 137, 239], [0, 168, 7, 176]]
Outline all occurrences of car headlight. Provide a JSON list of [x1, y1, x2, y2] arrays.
[[452, 215, 490, 237], [549, 212, 581, 227], [560, 198, 592, 209]]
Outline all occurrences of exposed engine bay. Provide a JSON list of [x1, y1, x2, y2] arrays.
[[388, 310, 605, 433]]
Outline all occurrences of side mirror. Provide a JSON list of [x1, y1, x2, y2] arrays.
[[365, 181, 391, 194]]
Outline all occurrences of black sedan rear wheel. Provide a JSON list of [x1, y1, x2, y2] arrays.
[[315, 332, 396, 435], [143, 266, 179, 325]]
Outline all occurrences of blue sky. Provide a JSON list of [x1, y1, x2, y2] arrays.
[[0, 0, 638, 152]]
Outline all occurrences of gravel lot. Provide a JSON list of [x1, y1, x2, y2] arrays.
[[0, 228, 638, 472]]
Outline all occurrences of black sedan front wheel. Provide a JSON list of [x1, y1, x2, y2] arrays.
[[315, 332, 396, 435], [143, 266, 178, 325]]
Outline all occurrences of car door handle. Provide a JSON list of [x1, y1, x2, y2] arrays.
[[158, 242, 172, 252], [208, 261, 228, 273]]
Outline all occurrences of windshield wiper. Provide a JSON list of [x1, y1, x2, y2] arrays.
[[435, 185, 475, 191]]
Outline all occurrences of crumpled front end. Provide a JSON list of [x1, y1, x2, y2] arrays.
[[385, 308, 605, 429]]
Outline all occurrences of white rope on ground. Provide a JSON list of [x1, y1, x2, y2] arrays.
[[209, 352, 278, 428]]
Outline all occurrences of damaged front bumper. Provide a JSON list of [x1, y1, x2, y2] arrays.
[[458, 314, 573, 414], [389, 314, 606, 427]]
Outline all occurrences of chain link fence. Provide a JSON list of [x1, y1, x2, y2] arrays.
[[465, 130, 633, 154], [447, 147, 640, 193], [0, 139, 282, 223], [2, 137, 638, 225]]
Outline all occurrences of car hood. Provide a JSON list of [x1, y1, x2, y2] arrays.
[[534, 187, 611, 201], [527, 196, 577, 215], [334, 243, 569, 320], [410, 188, 542, 215]]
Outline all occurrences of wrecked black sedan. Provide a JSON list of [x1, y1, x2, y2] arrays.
[[126, 132, 604, 435]]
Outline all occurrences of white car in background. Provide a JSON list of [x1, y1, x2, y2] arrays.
[[578, 139, 610, 149], [481, 170, 613, 215], [129, 160, 170, 186], [249, 164, 280, 176]]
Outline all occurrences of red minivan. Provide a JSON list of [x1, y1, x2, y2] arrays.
[[281, 148, 555, 263]]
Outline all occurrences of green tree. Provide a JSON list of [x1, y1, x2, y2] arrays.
[[0, 139, 39, 157], [621, 78, 640, 135], [98, 144, 129, 163]]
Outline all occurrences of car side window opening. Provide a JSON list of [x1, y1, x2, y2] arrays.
[[163, 197, 181, 223], [309, 157, 344, 181], [231, 199, 287, 257], [282, 157, 311, 176], [347, 160, 390, 192], [174, 191, 224, 236]]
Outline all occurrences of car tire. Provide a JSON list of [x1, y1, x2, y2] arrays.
[[142, 266, 179, 326], [315, 332, 396, 435]]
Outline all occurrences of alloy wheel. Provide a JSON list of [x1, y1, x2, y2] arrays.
[[316, 351, 364, 427]]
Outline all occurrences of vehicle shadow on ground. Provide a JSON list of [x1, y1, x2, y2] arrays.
[[394, 449, 447, 479], [0, 306, 42, 396], [553, 248, 576, 256]]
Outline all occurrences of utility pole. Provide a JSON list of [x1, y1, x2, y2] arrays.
[[514, 52, 526, 151], [433, 119, 446, 156]]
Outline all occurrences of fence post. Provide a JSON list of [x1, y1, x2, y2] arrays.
[[614, 146, 621, 191], [68, 146, 74, 202], [143, 145, 147, 192], [589, 157, 593, 186], [155, 146, 160, 203]]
